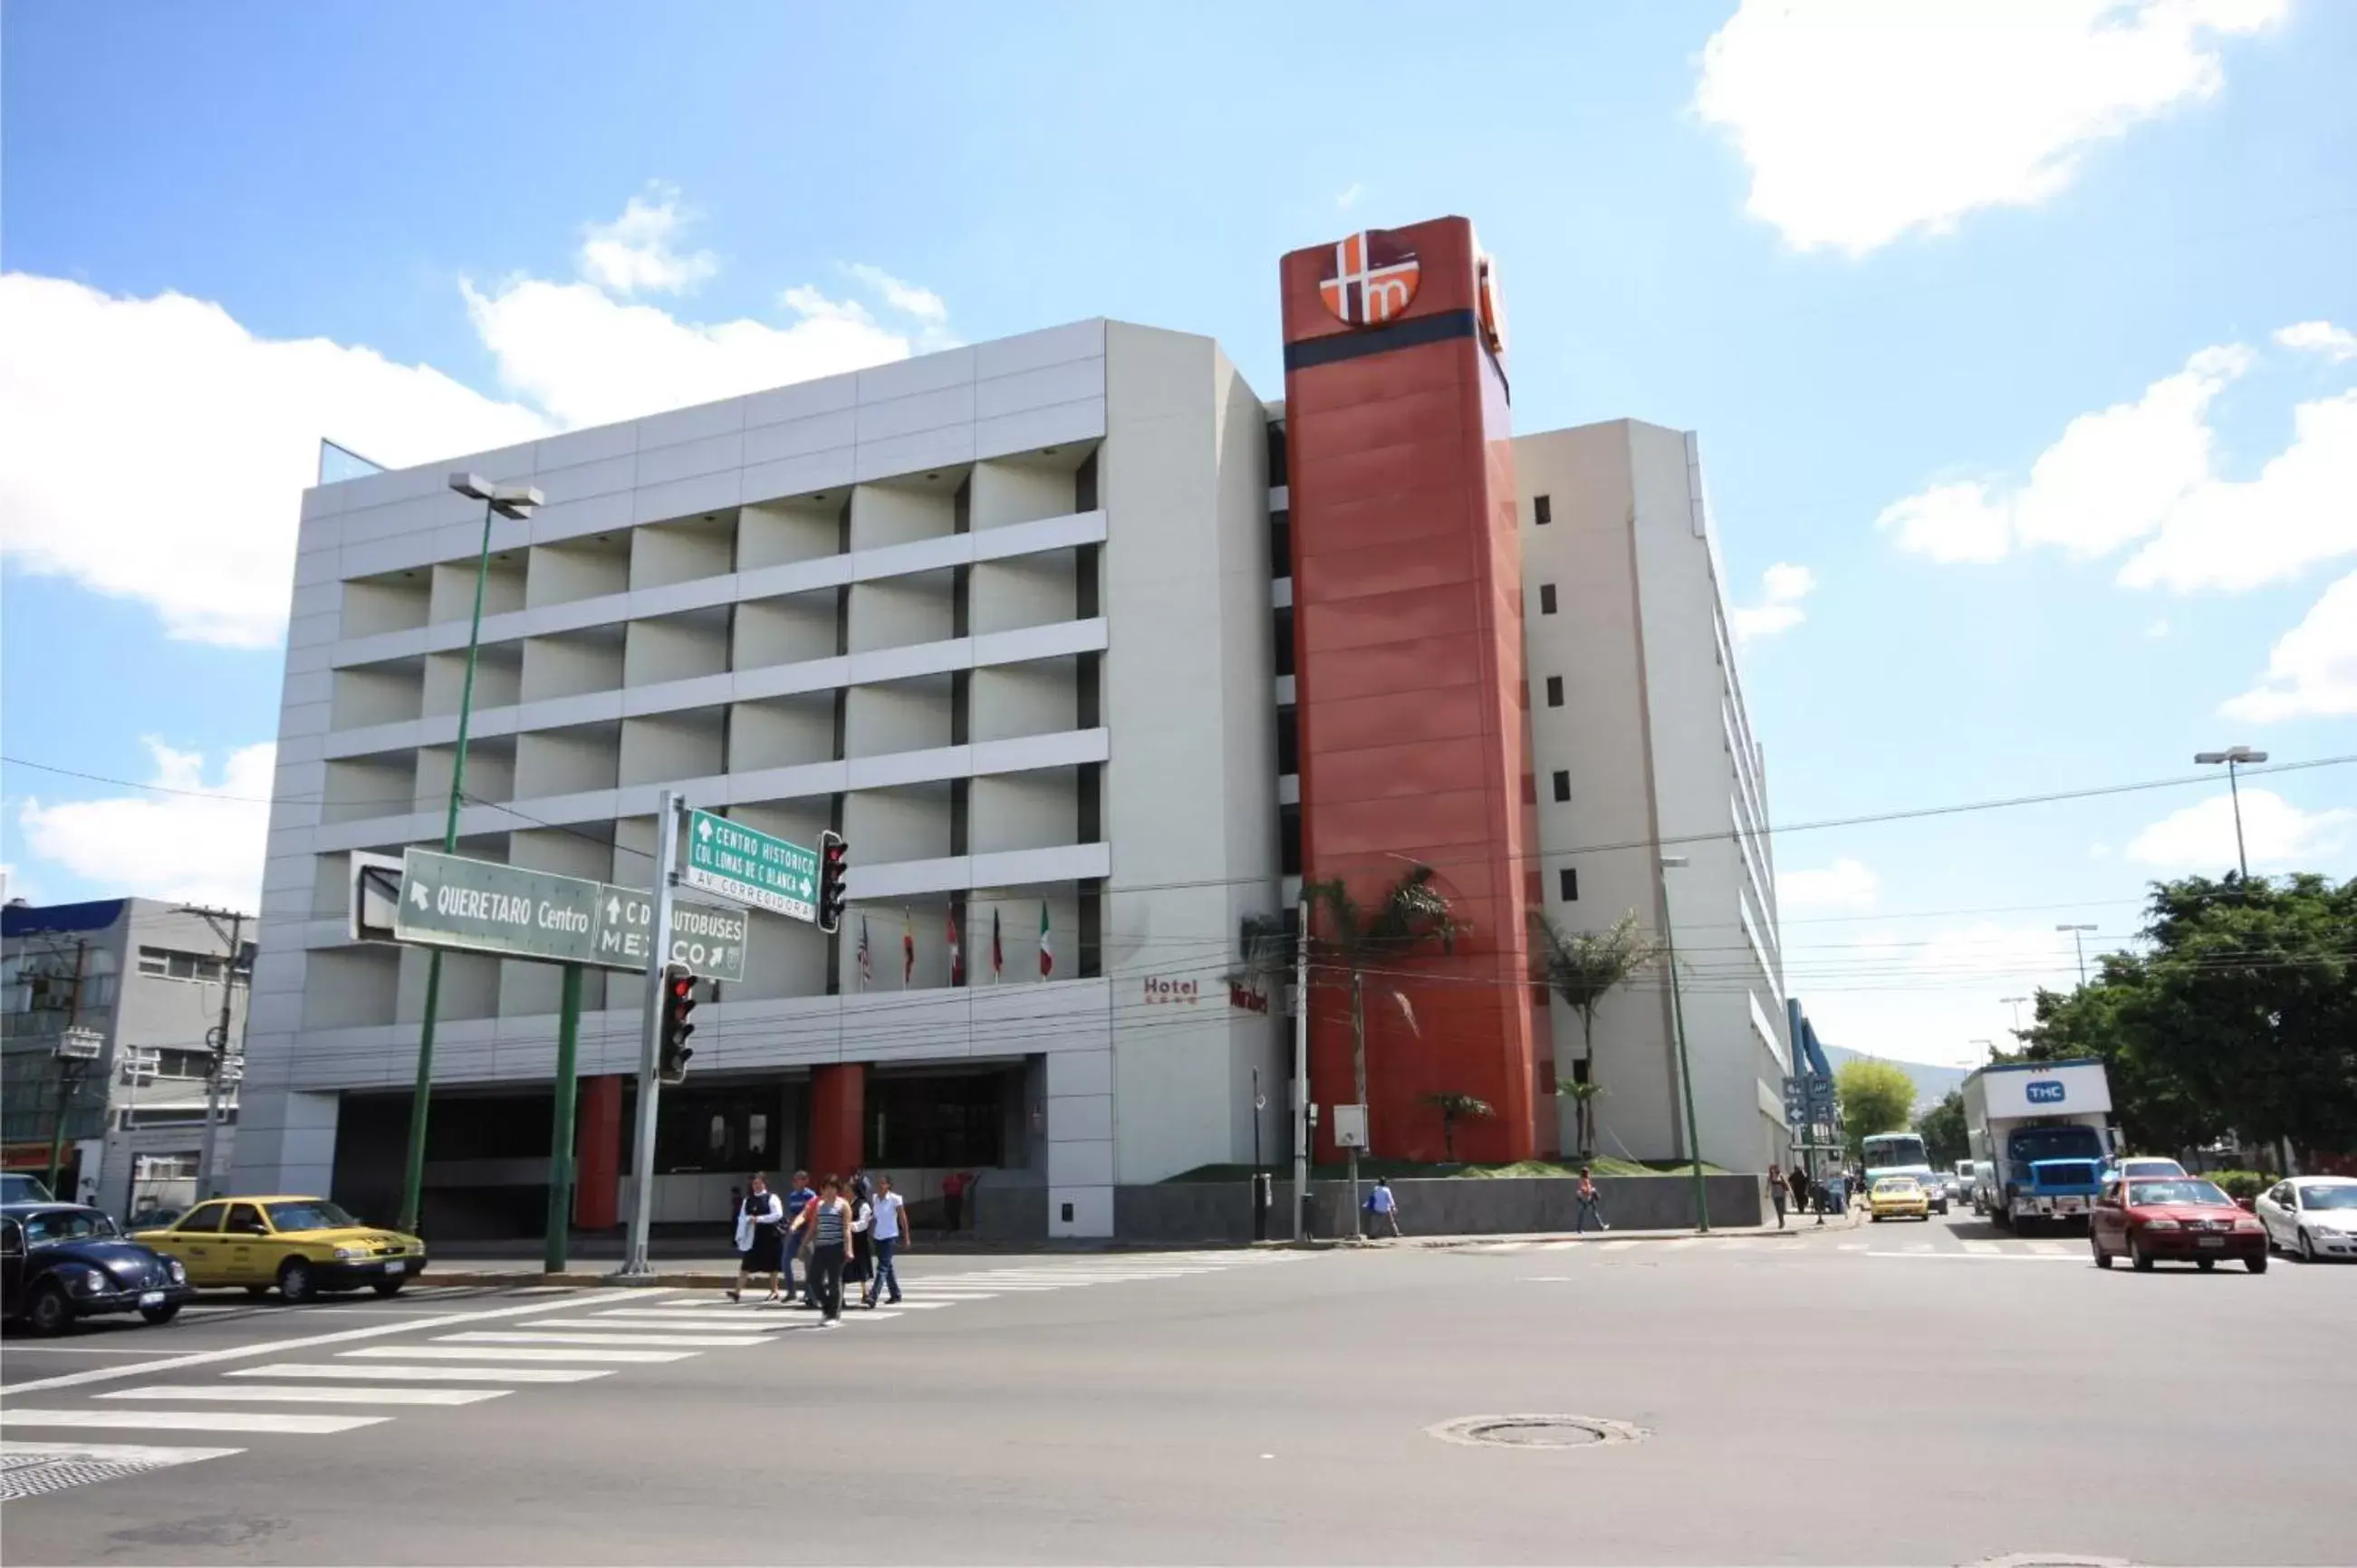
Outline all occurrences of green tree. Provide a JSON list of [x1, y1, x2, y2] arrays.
[[1915, 1089, 1967, 1168], [1530, 910, 1667, 1158], [1834, 1058, 1915, 1160], [1419, 1092, 1495, 1163]]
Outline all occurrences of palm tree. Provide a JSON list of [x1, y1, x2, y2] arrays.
[[1530, 910, 1666, 1159], [1303, 864, 1462, 1229], [1419, 1092, 1495, 1164]]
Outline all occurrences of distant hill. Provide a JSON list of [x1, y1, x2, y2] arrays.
[[1821, 1044, 1971, 1114]]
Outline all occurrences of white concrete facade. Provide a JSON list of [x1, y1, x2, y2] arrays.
[[233, 321, 1288, 1236], [1515, 420, 1791, 1177]]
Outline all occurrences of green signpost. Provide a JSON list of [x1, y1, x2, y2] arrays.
[[683, 808, 818, 922]]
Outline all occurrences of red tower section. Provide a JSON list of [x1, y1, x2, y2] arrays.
[[1281, 217, 1548, 1166]]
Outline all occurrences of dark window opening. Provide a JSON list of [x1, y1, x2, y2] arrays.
[[831, 689, 848, 761], [1573, 1055, 1592, 1084], [1078, 763, 1102, 844], [1075, 544, 1101, 620], [950, 777, 970, 857], [1273, 607, 1295, 678], [654, 1083, 781, 1174], [1077, 652, 1102, 729], [867, 1073, 1005, 1167], [1270, 509, 1292, 581], [833, 583, 851, 657], [1266, 423, 1288, 487], [1544, 675, 1563, 707], [1534, 494, 1552, 525], [1552, 770, 1571, 803], [837, 497, 853, 553], [953, 475, 971, 534], [951, 669, 970, 746], [1280, 804, 1302, 877], [1074, 450, 1099, 514], [1559, 868, 1579, 902], [1079, 880, 1103, 978], [1276, 707, 1299, 775], [953, 564, 971, 637], [1539, 582, 1557, 615]]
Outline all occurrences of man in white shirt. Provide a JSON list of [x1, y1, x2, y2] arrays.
[[863, 1172, 909, 1307], [1368, 1178, 1401, 1237]]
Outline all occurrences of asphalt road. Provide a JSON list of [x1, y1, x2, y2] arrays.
[[2, 1217, 2347, 1565]]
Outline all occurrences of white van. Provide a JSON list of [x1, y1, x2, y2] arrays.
[[1952, 1159, 1977, 1207]]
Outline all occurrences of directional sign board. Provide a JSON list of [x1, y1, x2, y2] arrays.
[[394, 849, 752, 982], [683, 808, 817, 922]]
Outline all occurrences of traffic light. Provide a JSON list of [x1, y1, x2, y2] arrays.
[[817, 830, 849, 934], [659, 962, 697, 1083]]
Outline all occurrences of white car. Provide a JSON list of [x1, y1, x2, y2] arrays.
[[2254, 1176, 2357, 1263]]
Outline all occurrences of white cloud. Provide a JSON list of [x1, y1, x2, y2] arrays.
[[2125, 786, 2355, 871], [15, 742, 274, 911], [1336, 183, 1364, 210], [1872, 480, 2013, 564], [2146, 618, 2171, 638], [1777, 856, 1879, 913], [1696, 0, 2287, 254], [0, 274, 550, 648], [1729, 561, 1816, 641], [579, 187, 717, 296], [2116, 389, 2357, 592], [2275, 319, 2357, 362], [1795, 920, 2102, 1069], [843, 264, 948, 324], [2221, 571, 2357, 721]]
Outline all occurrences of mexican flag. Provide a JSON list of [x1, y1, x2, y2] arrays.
[[1038, 901, 1053, 979]]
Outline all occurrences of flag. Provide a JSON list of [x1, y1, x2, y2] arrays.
[[991, 907, 1004, 983], [1039, 901, 1053, 979], [948, 905, 963, 986], [902, 908, 915, 988], [857, 918, 871, 991]]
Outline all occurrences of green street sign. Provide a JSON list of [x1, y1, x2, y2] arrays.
[[395, 849, 754, 982], [683, 808, 817, 923], [396, 850, 604, 966]]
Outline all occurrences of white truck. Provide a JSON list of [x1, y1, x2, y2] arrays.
[[1961, 1059, 2120, 1233]]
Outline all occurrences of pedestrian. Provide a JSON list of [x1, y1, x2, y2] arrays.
[[792, 1174, 854, 1325], [865, 1172, 907, 1307], [1365, 1178, 1401, 1237], [781, 1169, 816, 1305], [941, 1169, 968, 1233], [1788, 1165, 1809, 1213], [1768, 1163, 1787, 1229], [846, 1181, 875, 1304], [730, 1173, 784, 1303], [1574, 1166, 1608, 1233]]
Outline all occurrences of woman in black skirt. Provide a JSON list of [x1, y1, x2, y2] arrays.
[[731, 1172, 784, 1303]]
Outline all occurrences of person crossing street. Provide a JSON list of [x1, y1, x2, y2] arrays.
[[792, 1174, 854, 1325], [865, 1172, 908, 1307]]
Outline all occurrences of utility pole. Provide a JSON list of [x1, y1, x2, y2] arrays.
[[618, 789, 683, 1281], [177, 906, 248, 1201], [42, 941, 90, 1198], [2055, 924, 2095, 987], [1291, 893, 1310, 1241], [1660, 857, 1709, 1234]]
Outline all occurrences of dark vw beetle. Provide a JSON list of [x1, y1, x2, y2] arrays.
[[1, 1202, 195, 1335]]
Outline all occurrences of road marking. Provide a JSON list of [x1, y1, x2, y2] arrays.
[[871, 1300, 955, 1309], [0, 1289, 640, 1398], [2028, 1240, 2074, 1255], [1961, 1240, 2001, 1255], [100, 1384, 510, 1407], [438, 1330, 768, 1349], [549, 1313, 801, 1331], [1837, 1243, 1867, 1252], [1599, 1240, 1640, 1252], [0, 1345, 205, 1356], [835, 1311, 902, 1321], [342, 1345, 694, 1364], [1518, 1275, 1579, 1283], [1906, 1242, 1936, 1254], [1, 1438, 243, 1462], [1862, 1252, 2082, 1263], [233, 1363, 611, 1383], [1, 1408, 391, 1435]]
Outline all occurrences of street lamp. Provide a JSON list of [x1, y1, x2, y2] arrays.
[[2193, 746, 2268, 881], [1658, 854, 1708, 1234], [2055, 924, 2096, 986], [2000, 996, 2028, 1034], [397, 473, 544, 1236], [1970, 1037, 1996, 1063]]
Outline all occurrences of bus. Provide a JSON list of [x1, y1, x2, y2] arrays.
[[1861, 1131, 1943, 1209]]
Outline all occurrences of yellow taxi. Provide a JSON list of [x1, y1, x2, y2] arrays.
[[1869, 1176, 1932, 1222], [135, 1196, 427, 1303]]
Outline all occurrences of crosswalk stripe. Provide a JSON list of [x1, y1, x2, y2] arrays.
[[1, 1408, 390, 1435], [2028, 1241, 2073, 1255], [2, 1438, 244, 1465], [1907, 1242, 1936, 1253], [561, 1313, 801, 1329], [438, 1331, 768, 1349], [342, 1345, 694, 1364], [233, 1363, 610, 1383], [873, 1301, 954, 1309], [100, 1384, 509, 1407], [1962, 1240, 2000, 1255], [1599, 1240, 1640, 1252]]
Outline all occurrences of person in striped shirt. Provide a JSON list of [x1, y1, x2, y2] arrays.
[[791, 1174, 855, 1325]]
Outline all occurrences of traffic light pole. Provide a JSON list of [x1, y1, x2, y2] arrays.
[[617, 789, 681, 1282], [543, 963, 583, 1275]]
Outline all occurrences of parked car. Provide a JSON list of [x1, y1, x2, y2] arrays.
[[2253, 1175, 2357, 1263], [1, 1173, 57, 1205], [1869, 1177, 1930, 1222], [2113, 1156, 2189, 1180], [134, 1195, 427, 1302], [1, 1202, 195, 1335], [2089, 1177, 2266, 1274]]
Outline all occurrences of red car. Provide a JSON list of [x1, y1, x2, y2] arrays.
[[2090, 1176, 2268, 1274]]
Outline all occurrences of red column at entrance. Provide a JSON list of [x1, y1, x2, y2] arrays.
[[1280, 217, 1544, 1168], [808, 1063, 865, 1180], [573, 1074, 622, 1229]]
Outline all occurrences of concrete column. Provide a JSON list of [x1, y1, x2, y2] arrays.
[[574, 1074, 623, 1229], [809, 1063, 865, 1180]]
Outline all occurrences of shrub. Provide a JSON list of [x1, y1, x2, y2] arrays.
[[2202, 1169, 2276, 1200]]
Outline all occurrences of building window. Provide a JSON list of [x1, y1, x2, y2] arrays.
[[1276, 707, 1299, 775], [1544, 675, 1563, 707], [1552, 770, 1571, 803], [138, 948, 225, 984], [1539, 582, 1557, 615], [1273, 607, 1294, 678], [867, 1072, 1005, 1167], [1559, 868, 1579, 902], [1269, 510, 1291, 580], [1534, 495, 1552, 525], [1266, 423, 1288, 488]]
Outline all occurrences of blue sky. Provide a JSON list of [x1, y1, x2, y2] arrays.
[[4, 0, 2352, 1064]]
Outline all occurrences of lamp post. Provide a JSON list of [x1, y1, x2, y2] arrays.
[[2000, 996, 2028, 1034], [2054, 925, 2095, 986], [1659, 855, 1708, 1234], [2193, 746, 2267, 881], [397, 473, 544, 1236]]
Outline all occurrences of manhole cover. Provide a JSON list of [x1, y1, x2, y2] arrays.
[[1426, 1414, 1649, 1449]]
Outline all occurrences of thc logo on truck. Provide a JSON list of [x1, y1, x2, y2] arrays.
[[2026, 1081, 2067, 1105]]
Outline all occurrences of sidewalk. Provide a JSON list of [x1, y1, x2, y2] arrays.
[[1352, 1201, 1864, 1250]]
